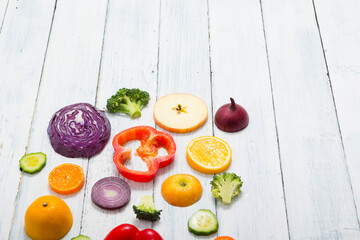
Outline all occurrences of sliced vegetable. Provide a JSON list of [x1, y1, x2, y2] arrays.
[[211, 172, 243, 204], [106, 88, 150, 119], [47, 103, 111, 158], [188, 209, 218, 236], [112, 126, 176, 182], [215, 97, 249, 132], [71, 235, 91, 240], [153, 93, 208, 133], [19, 152, 46, 174], [104, 224, 163, 240], [48, 163, 85, 195], [133, 196, 161, 221], [91, 177, 131, 210]]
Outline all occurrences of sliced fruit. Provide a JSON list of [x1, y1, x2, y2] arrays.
[[188, 209, 218, 236], [161, 174, 202, 207], [186, 136, 232, 174], [25, 195, 73, 240], [48, 163, 85, 195], [153, 93, 208, 133], [91, 177, 131, 210], [19, 152, 46, 174]]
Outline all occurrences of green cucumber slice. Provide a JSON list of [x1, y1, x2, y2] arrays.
[[71, 235, 90, 240], [19, 152, 46, 174], [188, 209, 218, 236]]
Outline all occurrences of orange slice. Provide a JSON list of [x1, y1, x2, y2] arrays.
[[49, 163, 85, 195], [186, 136, 232, 174]]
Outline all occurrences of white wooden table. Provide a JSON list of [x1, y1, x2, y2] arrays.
[[1, 0, 360, 239]]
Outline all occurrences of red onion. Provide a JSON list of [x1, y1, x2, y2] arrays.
[[47, 103, 111, 158], [91, 177, 131, 210], [215, 98, 249, 132]]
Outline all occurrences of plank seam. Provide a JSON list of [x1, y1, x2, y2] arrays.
[[259, 0, 291, 239], [155, 0, 162, 103], [8, 0, 59, 237], [0, 0, 9, 35], [93, 0, 110, 108], [206, 0, 218, 237], [311, 0, 360, 228], [152, 0, 162, 230], [79, 0, 110, 233]]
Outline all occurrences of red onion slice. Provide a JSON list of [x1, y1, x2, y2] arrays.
[[91, 177, 131, 210], [47, 103, 111, 158]]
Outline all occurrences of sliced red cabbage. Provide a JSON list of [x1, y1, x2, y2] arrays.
[[91, 177, 131, 209], [47, 103, 111, 158]]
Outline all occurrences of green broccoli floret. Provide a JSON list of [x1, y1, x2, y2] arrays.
[[211, 172, 243, 204], [133, 196, 162, 222], [106, 88, 150, 119]]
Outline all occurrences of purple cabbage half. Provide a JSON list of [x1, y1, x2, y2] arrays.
[[47, 103, 111, 158]]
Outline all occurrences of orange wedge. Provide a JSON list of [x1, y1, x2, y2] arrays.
[[49, 163, 85, 195], [186, 136, 232, 174]]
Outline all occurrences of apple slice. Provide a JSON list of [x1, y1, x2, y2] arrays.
[[154, 93, 208, 133]]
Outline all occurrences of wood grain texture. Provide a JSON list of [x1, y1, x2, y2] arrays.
[[80, 0, 160, 238], [208, 0, 289, 239], [154, 0, 215, 239], [261, 0, 360, 239], [9, 0, 107, 238], [0, 0, 9, 33], [0, 0, 56, 238], [313, 0, 360, 225]]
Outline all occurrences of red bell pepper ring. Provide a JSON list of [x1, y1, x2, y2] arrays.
[[113, 126, 176, 182], [104, 223, 163, 240]]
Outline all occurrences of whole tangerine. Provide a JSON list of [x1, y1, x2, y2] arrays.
[[25, 195, 73, 240], [161, 174, 203, 207]]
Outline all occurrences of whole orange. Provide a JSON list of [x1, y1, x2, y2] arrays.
[[161, 173, 203, 207], [25, 195, 73, 240]]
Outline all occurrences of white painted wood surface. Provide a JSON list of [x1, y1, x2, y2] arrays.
[[261, 0, 360, 239], [208, 0, 288, 239], [9, 0, 107, 238], [0, 0, 56, 238], [81, 0, 160, 237], [313, 0, 360, 224], [1, 0, 360, 239]]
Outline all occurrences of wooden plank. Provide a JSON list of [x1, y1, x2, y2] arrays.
[[0, 0, 9, 32], [80, 0, 160, 238], [208, 0, 289, 239], [313, 0, 360, 224], [9, 0, 107, 238], [261, 0, 360, 239], [153, 0, 214, 239], [0, 0, 56, 238]]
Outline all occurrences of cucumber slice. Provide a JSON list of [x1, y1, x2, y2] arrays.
[[188, 209, 218, 236], [19, 152, 46, 174], [71, 235, 90, 240]]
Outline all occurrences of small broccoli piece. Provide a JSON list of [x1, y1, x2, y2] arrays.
[[211, 172, 243, 204], [106, 88, 150, 119], [133, 196, 162, 222]]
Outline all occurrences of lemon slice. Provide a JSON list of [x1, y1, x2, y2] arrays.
[[186, 136, 232, 174]]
